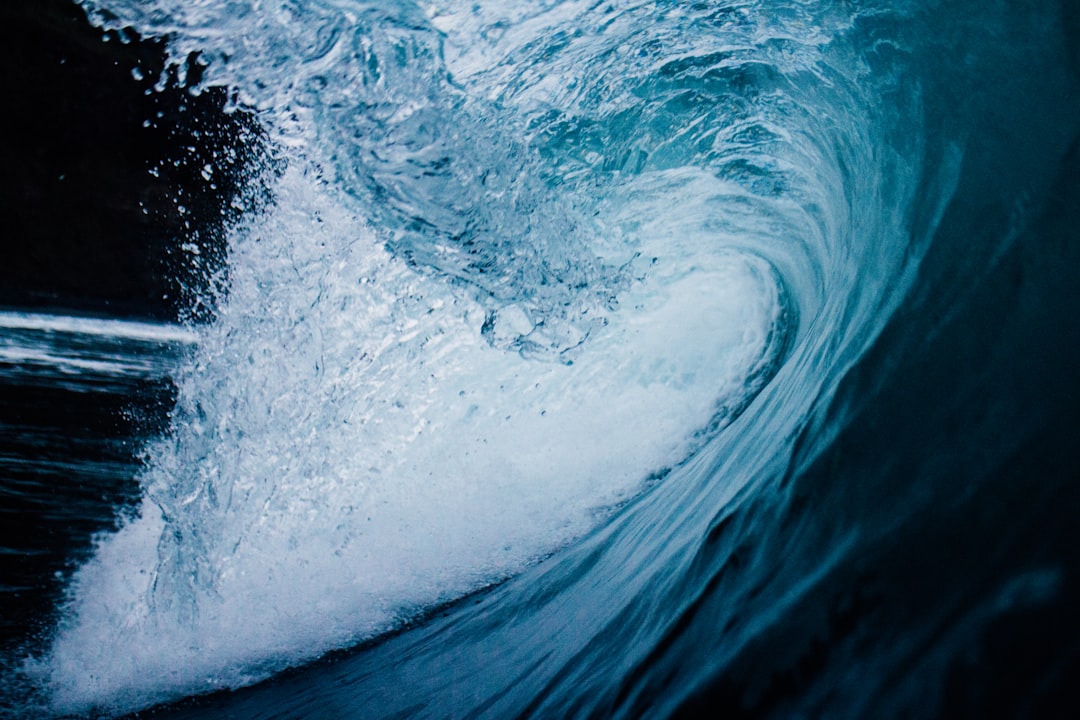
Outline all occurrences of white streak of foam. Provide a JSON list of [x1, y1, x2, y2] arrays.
[[0, 311, 196, 344]]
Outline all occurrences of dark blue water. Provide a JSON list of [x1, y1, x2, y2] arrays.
[[2, 0, 1079, 717]]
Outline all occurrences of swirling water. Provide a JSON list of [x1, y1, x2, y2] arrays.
[[6, 0, 1080, 717]]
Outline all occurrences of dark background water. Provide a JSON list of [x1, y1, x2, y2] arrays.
[[0, 0, 256, 682], [0, 0, 260, 321], [2, 1, 1080, 718]]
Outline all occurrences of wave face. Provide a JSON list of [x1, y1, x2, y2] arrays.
[[27, 0, 1080, 717]]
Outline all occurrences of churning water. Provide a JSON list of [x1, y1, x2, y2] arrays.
[[4, 0, 1079, 717]]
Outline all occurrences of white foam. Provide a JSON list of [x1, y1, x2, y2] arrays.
[[43, 159, 784, 715]]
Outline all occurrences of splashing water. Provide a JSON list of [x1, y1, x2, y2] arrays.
[[32, 0, 866, 713]]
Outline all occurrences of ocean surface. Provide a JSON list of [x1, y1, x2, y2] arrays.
[[2, 0, 1079, 717]]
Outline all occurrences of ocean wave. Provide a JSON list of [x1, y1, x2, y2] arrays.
[[20, 0, 1080, 716]]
